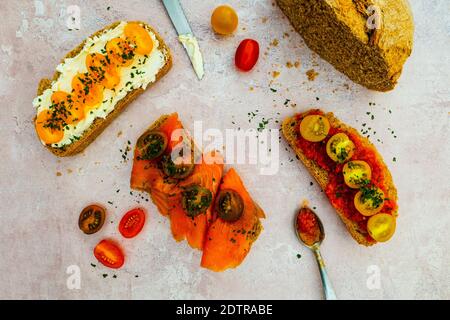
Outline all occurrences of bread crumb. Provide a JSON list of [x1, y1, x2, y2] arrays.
[[270, 39, 279, 47], [286, 61, 293, 68], [67, 169, 73, 174], [272, 71, 280, 78], [283, 32, 290, 38], [249, 86, 254, 91], [306, 69, 318, 81], [261, 17, 268, 23], [117, 131, 122, 137], [294, 61, 300, 68], [56, 172, 62, 176]]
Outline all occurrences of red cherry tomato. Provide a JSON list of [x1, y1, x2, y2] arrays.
[[235, 39, 259, 71], [119, 208, 146, 238], [93, 239, 125, 269]]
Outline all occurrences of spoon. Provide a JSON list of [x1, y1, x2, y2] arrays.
[[295, 205, 337, 300]]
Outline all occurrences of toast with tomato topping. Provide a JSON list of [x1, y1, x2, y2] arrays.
[[282, 110, 398, 246], [33, 21, 172, 157]]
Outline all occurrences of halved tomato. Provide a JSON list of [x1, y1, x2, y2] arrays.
[[86, 53, 120, 89], [106, 37, 135, 67], [119, 208, 146, 238], [71, 73, 104, 109], [124, 23, 153, 55], [93, 239, 125, 269], [78, 204, 106, 234], [367, 213, 396, 242], [299, 115, 330, 142], [326, 133, 355, 163], [51, 91, 85, 124], [343, 160, 372, 188], [354, 186, 385, 216], [35, 110, 64, 144]]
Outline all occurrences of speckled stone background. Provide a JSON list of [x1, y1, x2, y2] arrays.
[[0, 0, 449, 299]]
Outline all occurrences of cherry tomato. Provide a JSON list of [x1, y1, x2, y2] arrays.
[[51, 91, 85, 124], [119, 208, 146, 238], [354, 186, 385, 216], [211, 5, 239, 35], [367, 213, 396, 242], [78, 204, 106, 234], [71, 73, 104, 109], [124, 23, 153, 55], [235, 39, 259, 71], [35, 110, 64, 144], [215, 189, 244, 222], [343, 160, 372, 188], [93, 239, 125, 269], [326, 133, 355, 163], [299, 115, 330, 142]]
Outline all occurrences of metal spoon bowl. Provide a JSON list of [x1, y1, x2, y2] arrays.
[[295, 205, 337, 300]]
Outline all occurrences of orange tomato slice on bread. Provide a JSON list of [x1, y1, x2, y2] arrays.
[[51, 91, 85, 124], [72, 73, 104, 110], [85, 53, 120, 89], [124, 23, 153, 55], [106, 37, 135, 67], [35, 110, 64, 144]]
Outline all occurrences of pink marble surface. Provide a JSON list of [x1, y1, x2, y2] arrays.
[[0, 0, 449, 299]]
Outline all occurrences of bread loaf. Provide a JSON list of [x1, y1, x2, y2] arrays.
[[276, 0, 414, 91]]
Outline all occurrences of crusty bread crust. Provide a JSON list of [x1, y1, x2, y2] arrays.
[[282, 111, 398, 246], [276, 0, 414, 91], [35, 21, 172, 157]]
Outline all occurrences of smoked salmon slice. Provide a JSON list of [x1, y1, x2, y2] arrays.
[[201, 168, 265, 272], [130, 113, 184, 216], [169, 152, 224, 250]]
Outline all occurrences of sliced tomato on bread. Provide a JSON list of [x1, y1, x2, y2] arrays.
[[282, 109, 398, 246]]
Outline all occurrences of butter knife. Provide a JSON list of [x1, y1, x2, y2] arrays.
[[162, 0, 204, 80]]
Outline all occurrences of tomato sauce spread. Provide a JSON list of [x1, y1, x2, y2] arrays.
[[296, 207, 322, 246], [294, 110, 397, 242]]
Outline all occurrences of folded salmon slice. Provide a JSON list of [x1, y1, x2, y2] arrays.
[[201, 168, 265, 272], [130, 113, 183, 216], [169, 152, 224, 250]]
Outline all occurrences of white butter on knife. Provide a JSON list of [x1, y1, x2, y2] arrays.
[[178, 34, 204, 80]]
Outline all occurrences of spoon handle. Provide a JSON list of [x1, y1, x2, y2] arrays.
[[313, 247, 337, 300]]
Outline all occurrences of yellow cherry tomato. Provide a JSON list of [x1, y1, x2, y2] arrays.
[[367, 213, 396, 242], [343, 160, 372, 188], [211, 5, 238, 35], [72, 73, 104, 110], [326, 133, 355, 163], [124, 23, 153, 55], [354, 186, 385, 216], [299, 115, 330, 142], [51, 91, 85, 124], [35, 110, 64, 144]]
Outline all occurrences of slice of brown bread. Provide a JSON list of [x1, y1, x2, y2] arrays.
[[282, 111, 398, 246], [276, 0, 414, 91], [34, 21, 172, 157]]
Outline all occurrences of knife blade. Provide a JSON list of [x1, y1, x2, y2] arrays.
[[162, 0, 204, 79]]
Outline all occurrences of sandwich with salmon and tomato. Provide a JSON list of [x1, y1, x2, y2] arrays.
[[130, 113, 265, 270]]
